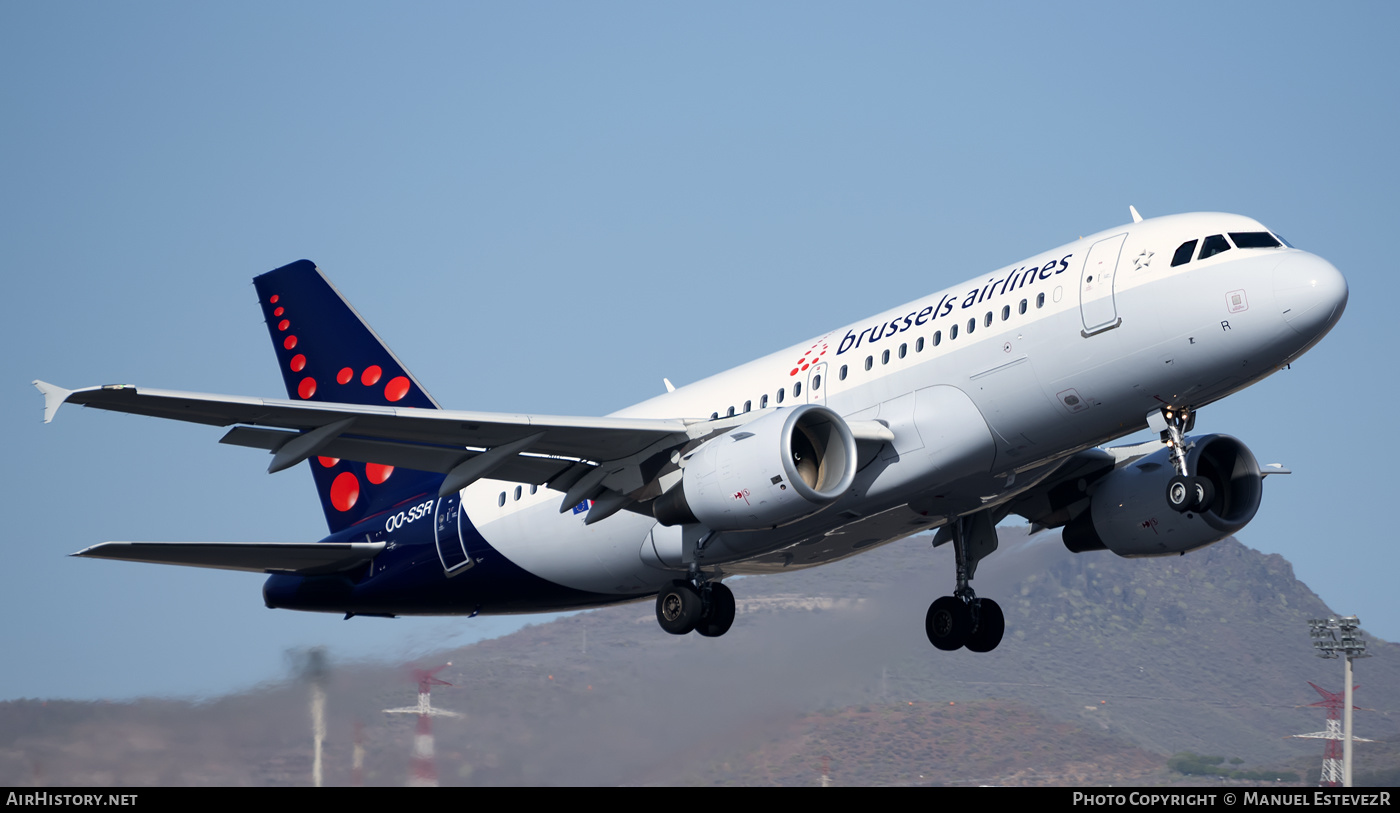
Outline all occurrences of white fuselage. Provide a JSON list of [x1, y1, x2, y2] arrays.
[[461, 212, 1347, 596]]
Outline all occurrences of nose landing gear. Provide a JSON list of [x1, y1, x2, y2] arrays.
[[1158, 407, 1213, 513]]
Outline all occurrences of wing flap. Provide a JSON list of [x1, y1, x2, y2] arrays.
[[219, 426, 576, 484], [72, 541, 385, 575]]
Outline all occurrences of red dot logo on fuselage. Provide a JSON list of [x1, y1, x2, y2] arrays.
[[789, 336, 831, 376]]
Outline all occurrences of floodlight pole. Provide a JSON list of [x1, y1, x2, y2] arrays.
[[1343, 656, 1354, 786], [1308, 616, 1368, 787]]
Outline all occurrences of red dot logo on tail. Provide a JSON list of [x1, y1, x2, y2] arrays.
[[361, 366, 382, 386], [385, 377, 410, 402], [330, 472, 359, 512]]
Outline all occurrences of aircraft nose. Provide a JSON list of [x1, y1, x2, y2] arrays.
[[1274, 252, 1348, 338]]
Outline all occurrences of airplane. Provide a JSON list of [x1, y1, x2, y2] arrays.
[[34, 209, 1348, 652]]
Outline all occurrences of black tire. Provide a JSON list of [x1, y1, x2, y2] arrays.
[[696, 582, 736, 638], [1189, 476, 1216, 513], [655, 580, 702, 635], [925, 595, 971, 651], [1166, 475, 1193, 513], [965, 598, 1005, 653]]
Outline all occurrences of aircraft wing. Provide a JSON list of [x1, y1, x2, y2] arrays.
[[35, 381, 913, 517], [34, 380, 721, 508], [72, 540, 385, 575]]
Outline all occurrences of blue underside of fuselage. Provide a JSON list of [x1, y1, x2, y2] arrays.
[[262, 492, 645, 616]]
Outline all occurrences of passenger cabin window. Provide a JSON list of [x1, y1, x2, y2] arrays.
[[881, 349, 890, 364], [1001, 305, 1010, 321], [966, 318, 975, 334], [984, 311, 993, 327], [498, 492, 506, 507], [1018, 298, 1027, 314], [743, 400, 751, 413], [777, 388, 785, 403], [950, 324, 959, 340], [898, 343, 907, 359], [865, 355, 873, 371], [710, 412, 719, 421], [1036, 292, 1045, 308], [915, 337, 924, 352], [1172, 239, 1198, 267], [514, 485, 522, 501], [1198, 234, 1231, 260], [1230, 231, 1282, 248], [531, 484, 538, 495], [839, 365, 847, 380], [726, 406, 735, 417], [812, 374, 821, 391], [933, 330, 942, 346], [793, 381, 802, 397], [761, 393, 769, 407]]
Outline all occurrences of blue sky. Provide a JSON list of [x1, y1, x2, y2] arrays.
[[3, 2, 1396, 700]]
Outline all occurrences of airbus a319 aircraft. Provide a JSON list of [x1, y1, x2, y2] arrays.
[[36, 209, 1347, 652]]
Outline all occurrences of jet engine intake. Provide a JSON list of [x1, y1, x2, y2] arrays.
[[1063, 434, 1263, 557], [653, 404, 857, 530]]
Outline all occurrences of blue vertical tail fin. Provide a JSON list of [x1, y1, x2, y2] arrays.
[[252, 260, 445, 534]]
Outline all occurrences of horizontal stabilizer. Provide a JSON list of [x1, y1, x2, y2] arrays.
[[71, 540, 385, 575], [32, 380, 73, 424]]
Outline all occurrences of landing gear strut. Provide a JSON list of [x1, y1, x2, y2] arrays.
[[655, 576, 735, 637], [1158, 407, 1212, 513], [925, 514, 1004, 652]]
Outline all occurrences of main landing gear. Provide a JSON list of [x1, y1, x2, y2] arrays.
[[656, 576, 735, 638], [1158, 406, 1213, 513], [925, 513, 1005, 653]]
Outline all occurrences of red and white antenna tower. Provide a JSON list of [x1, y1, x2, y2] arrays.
[[384, 663, 461, 787], [1291, 682, 1373, 787]]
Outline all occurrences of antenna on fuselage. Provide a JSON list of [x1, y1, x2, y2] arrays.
[[1129, 205, 1143, 223]]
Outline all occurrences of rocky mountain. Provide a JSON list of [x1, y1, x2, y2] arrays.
[[2, 529, 1395, 786]]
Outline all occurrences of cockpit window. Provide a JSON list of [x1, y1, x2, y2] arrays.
[[1275, 233, 1294, 248], [1172, 240, 1198, 267], [1198, 234, 1231, 260], [1229, 231, 1282, 249]]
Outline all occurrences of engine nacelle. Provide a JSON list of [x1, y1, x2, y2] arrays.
[[1063, 434, 1264, 557], [654, 404, 858, 531]]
